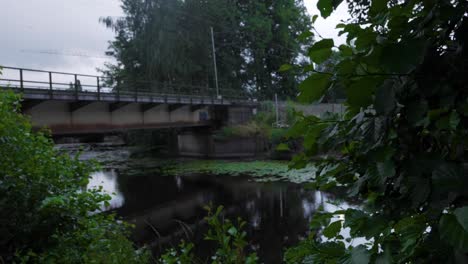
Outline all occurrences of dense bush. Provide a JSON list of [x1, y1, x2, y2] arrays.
[[0, 91, 149, 263]]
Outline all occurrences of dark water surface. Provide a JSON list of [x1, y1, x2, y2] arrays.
[[75, 145, 349, 263]]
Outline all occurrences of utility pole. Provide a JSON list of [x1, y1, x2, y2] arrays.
[[210, 26, 220, 98]]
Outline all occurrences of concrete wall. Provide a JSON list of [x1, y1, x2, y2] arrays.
[[259, 101, 345, 125], [178, 132, 265, 158], [227, 106, 254, 125], [178, 133, 212, 157]]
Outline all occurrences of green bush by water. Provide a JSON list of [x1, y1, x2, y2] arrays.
[[0, 91, 150, 263]]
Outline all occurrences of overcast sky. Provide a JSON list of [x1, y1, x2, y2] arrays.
[[0, 0, 350, 76]]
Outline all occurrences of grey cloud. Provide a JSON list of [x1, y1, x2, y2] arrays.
[[0, 0, 122, 75]]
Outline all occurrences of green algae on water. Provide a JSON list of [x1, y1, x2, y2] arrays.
[[163, 160, 316, 183]]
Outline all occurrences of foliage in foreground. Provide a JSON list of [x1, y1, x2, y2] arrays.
[[159, 206, 258, 264], [0, 91, 149, 263], [285, 0, 468, 263]]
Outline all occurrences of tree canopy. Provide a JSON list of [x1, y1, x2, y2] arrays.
[[101, 0, 312, 100], [285, 0, 468, 262]]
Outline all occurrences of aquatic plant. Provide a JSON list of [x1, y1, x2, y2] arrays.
[[164, 160, 316, 183]]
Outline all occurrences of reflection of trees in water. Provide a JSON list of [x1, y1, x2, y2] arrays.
[[214, 181, 317, 263], [114, 172, 319, 264]]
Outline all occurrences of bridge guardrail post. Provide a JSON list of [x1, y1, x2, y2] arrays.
[[97, 77, 101, 101], [49, 72, 53, 98], [19, 69, 24, 92], [74, 74, 78, 100]]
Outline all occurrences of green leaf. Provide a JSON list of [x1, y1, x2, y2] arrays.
[[374, 80, 396, 115], [303, 123, 328, 153], [432, 162, 465, 193], [454, 207, 468, 233], [323, 220, 342, 239], [341, 246, 370, 264], [355, 30, 377, 51], [310, 212, 333, 230], [449, 111, 460, 130], [298, 31, 314, 42], [308, 39, 334, 64], [406, 100, 428, 126], [312, 14, 319, 24], [339, 44, 353, 57], [317, 0, 343, 18], [227, 226, 238, 236], [290, 153, 308, 169], [369, 0, 388, 17], [303, 64, 315, 73], [377, 160, 395, 179], [344, 209, 367, 235], [279, 64, 293, 72], [276, 143, 290, 151], [435, 111, 459, 131], [394, 215, 426, 254], [336, 59, 356, 75], [346, 77, 383, 111], [381, 38, 428, 73], [298, 73, 331, 103], [317, 0, 333, 18], [439, 213, 468, 251]]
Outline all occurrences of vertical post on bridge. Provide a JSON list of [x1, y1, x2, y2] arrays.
[[49, 72, 53, 98], [19, 69, 24, 91], [97, 77, 101, 101], [74, 74, 78, 100]]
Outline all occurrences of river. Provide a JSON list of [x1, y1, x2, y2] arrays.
[[60, 143, 353, 263]]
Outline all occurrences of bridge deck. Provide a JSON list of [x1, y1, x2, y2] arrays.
[[0, 66, 257, 107]]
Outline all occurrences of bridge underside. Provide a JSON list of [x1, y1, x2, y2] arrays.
[[23, 100, 221, 135]]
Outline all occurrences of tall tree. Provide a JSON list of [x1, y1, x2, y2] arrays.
[[286, 0, 468, 262], [101, 0, 311, 99]]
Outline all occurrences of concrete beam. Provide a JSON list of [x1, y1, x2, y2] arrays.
[[168, 104, 184, 112], [141, 103, 161, 112], [69, 101, 93, 112], [21, 99, 45, 112], [190, 105, 205, 112], [109, 102, 131, 112]]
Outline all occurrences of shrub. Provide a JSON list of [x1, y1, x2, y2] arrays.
[[0, 91, 149, 263], [159, 206, 258, 264]]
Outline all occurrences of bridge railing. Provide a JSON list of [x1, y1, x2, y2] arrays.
[[0, 66, 250, 101]]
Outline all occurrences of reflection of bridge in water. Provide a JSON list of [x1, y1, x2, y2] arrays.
[[0, 66, 257, 135]]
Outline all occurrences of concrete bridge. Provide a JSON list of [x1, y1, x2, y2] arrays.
[[0, 66, 257, 135]]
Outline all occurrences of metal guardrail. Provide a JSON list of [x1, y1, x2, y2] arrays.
[[0, 66, 250, 102]]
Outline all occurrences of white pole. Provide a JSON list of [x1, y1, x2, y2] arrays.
[[210, 26, 220, 98]]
